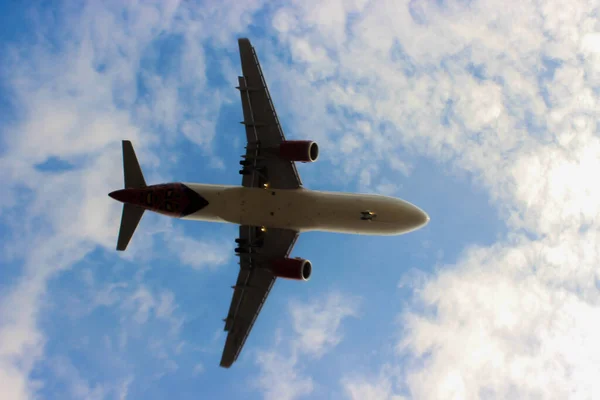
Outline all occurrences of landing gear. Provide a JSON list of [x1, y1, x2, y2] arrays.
[[238, 165, 266, 176], [360, 210, 377, 221], [234, 228, 266, 254]]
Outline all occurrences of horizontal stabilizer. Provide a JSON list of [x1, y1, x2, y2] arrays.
[[116, 204, 145, 251], [123, 140, 146, 189]]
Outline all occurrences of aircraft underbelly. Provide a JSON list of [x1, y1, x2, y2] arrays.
[[305, 191, 406, 235], [182, 184, 241, 223], [182, 184, 424, 236], [182, 185, 311, 229], [238, 188, 310, 229], [233, 188, 410, 235]]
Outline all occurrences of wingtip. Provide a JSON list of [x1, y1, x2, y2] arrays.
[[238, 38, 251, 48]]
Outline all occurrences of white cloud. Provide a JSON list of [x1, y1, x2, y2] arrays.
[[155, 291, 177, 319], [166, 232, 232, 270], [255, 351, 314, 400], [0, 363, 36, 400], [255, 291, 360, 399], [48, 356, 106, 400], [83, 266, 186, 340], [375, 181, 400, 196], [509, 129, 600, 235], [117, 376, 134, 400], [0, 1, 260, 398], [249, 0, 600, 398], [261, 0, 597, 205], [126, 287, 157, 325], [290, 291, 359, 358], [343, 366, 405, 400], [273, 8, 298, 34], [192, 363, 205, 376], [41, 354, 134, 400], [2, 0, 598, 398], [71, 269, 189, 384], [395, 229, 600, 399]]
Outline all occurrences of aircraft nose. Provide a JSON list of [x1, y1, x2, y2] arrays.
[[406, 203, 430, 230], [384, 200, 429, 234]]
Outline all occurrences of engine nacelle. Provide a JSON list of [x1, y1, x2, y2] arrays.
[[279, 140, 319, 163], [270, 257, 312, 281]]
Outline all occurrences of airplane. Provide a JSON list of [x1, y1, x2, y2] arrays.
[[108, 38, 430, 368]]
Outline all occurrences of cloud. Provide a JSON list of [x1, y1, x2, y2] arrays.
[[2, 0, 598, 399], [0, 1, 260, 398], [260, 0, 597, 205], [192, 363, 205, 376], [47, 356, 108, 400], [42, 355, 130, 400], [289, 291, 359, 358], [241, 0, 600, 398], [255, 291, 360, 399], [395, 229, 600, 399], [255, 351, 314, 400], [125, 286, 162, 325], [166, 231, 232, 270], [48, 265, 192, 393], [343, 366, 404, 400], [509, 129, 600, 235]]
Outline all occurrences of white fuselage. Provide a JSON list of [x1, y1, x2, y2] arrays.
[[182, 184, 429, 235]]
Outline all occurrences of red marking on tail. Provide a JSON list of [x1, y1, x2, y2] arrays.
[[109, 183, 208, 218]]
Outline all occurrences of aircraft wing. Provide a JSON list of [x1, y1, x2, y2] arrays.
[[220, 225, 299, 368], [237, 38, 302, 189]]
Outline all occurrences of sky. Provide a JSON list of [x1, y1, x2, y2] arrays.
[[0, 0, 599, 399]]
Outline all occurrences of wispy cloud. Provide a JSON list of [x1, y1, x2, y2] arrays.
[[255, 351, 314, 400], [395, 230, 600, 399], [272, 0, 600, 397], [342, 365, 404, 400], [0, 1, 259, 398], [166, 232, 232, 270], [254, 291, 360, 399], [47, 356, 108, 400], [2, 0, 598, 398], [289, 291, 360, 358]]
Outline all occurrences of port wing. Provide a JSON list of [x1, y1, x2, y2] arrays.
[[220, 226, 298, 368], [237, 38, 302, 189]]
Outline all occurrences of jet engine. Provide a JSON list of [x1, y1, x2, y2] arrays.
[[279, 140, 319, 163], [270, 257, 312, 281]]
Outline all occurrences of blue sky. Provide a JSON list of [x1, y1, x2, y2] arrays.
[[1, 1, 599, 399]]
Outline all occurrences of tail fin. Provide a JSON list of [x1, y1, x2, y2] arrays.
[[123, 140, 146, 189], [117, 204, 145, 251], [116, 140, 146, 251]]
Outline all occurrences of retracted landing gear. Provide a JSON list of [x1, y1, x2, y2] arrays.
[[234, 227, 266, 254]]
